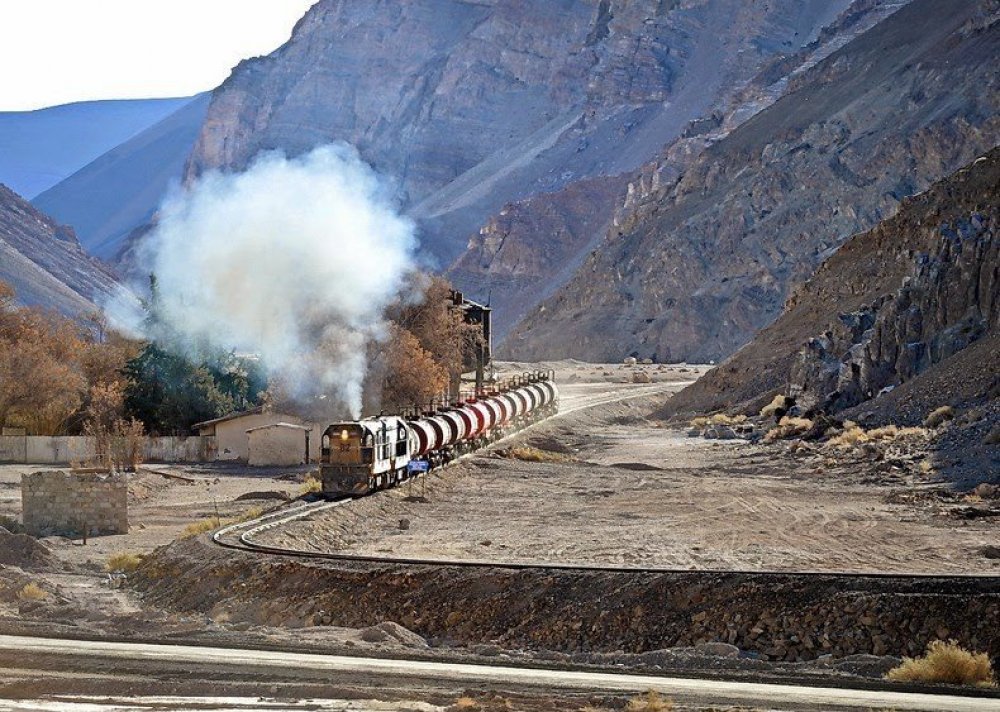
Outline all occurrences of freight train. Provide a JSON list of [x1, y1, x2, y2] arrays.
[[319, 373, 558, 496]]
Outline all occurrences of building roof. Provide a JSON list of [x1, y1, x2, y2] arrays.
[[245, 422, 312, 434], [191, 406, 266, 431]]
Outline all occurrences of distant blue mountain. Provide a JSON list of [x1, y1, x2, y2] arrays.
[[0, 97, 192, 198], [32, 94, 211, 261]]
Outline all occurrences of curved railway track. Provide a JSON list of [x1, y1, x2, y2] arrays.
[[212, 379, 1000, 583]]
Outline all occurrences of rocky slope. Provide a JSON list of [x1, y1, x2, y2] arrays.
[[33, 94, 210, 261], [505, 0, 999, 362], [449, 0, 913, 341], [185, 0, 858, 267], [664, 146, 998, 420], [0, 184, 120, 315]]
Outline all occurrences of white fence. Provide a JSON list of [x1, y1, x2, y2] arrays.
[[0, 435, 216, 465]]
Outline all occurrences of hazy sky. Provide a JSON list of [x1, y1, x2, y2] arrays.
[[0, 0, 317, 111]]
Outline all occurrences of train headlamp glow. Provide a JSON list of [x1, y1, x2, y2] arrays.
[[340, 429, 349, 441]]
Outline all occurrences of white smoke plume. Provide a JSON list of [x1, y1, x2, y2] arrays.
[[119, 143, 417, 417]]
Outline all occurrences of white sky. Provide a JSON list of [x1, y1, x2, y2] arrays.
[[0, 0, 318, 111]]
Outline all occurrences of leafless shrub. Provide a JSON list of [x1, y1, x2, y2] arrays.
[[887, 640, 995, 687], [923, 405, 955, 428], [626, 690, 674, 711], [105, 551, 144, 573], [18, 582, 48, 601], [764, 416, 813, 441]]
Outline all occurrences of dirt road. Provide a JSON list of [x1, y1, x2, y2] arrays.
[[2, 635, 997, 711]]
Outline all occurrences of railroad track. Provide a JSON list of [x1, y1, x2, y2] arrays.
[[212, 493, 1000, 582], [212, 380, 1000, 583]]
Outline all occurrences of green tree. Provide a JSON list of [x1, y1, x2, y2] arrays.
[[122, 343, 236, 434]]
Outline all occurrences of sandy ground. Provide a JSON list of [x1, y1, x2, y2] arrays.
[[252, 362, 998, 574]]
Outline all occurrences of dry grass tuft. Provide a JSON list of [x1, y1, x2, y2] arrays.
[[827, 421, 927, 448], [709, 413, 747, 426], [300, 474, 322, 494], [626, 690, 674, 711], [452, 697, 479, 710], [506, 446, 573, 463], [764, 416, 813, 441], [886, 640, 995, 687], [105, 551, 144, 573], [923, 405, 955, 429], [18, 582, 48, 601], [760, 394, 789, 419], [690, 416, 709, 429], [182, 517, 222, 538], [180, 506, 266, 539]]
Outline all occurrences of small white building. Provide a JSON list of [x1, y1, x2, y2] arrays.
[[193, 408, 322, 463], [246, 423, 312, 466]]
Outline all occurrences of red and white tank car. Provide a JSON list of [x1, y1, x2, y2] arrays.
[[320, 374, 558, 496]]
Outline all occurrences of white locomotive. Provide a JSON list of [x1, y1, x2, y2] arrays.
[[320, 375, 558, 496]]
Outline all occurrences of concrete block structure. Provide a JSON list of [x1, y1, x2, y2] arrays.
[[194, 408, 321, 462], [21, 470, 128, 537]]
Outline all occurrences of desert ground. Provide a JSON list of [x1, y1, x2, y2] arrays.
[[2, 360, 998, 710]]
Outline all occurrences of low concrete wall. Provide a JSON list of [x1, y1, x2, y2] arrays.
[[0, 436, 217, 465], [22, 470, 128, 537]]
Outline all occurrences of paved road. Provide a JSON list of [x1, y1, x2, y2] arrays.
[[1, 635, 996, 711]]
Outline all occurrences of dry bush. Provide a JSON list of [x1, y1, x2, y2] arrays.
[[690, 416, 709, 429], [83, 383, 145, 471], [764, 416, 813, 441], [105, 551, 144, 573], [923, 405, 955, 428], [451, 698, 478, 710], [626, 690, 673, 711], [827, 421, 927, 449], [300, 474, 322, 494], [182, 517, 222, 538], [886, 640, 995, 687], [505, 446, 573, 463], [18, 582, 48, 601], [760, 394, 789, 419], [709, 413, 746, 426]]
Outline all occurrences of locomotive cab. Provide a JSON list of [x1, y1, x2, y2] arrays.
[[320, 417, 412, 496]]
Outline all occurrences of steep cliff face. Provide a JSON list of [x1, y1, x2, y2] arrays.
[[185, 0, 856, 263], [504, 0, 999, 362], [0, 184, 120, 316], [662, 147, 998, 421]]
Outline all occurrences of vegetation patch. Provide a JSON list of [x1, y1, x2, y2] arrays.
[[826, 421, 927, 449], [17, 582, 48, 601], [626, 691, 673, 711], [180, 506, 265, 539], [764, 416, 813, 441], [886, 640, 995, 687], [923, 405, 955, 428], [105, 551, 144, 573]]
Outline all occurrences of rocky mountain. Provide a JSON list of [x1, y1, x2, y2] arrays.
[[504, 0, 999, 362], [449, 0, 914, 341], [184, 0, 860, 270], [664, 146, 998, 419], [33, 94, 210, 260], [0, 97, 191, 198], [0, 184, 121, 316]]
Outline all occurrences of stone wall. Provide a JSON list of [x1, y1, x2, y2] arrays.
[[21, 470, 128, 537]]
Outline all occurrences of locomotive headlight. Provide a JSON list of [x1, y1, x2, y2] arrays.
[[340, 429, 349, 441]]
